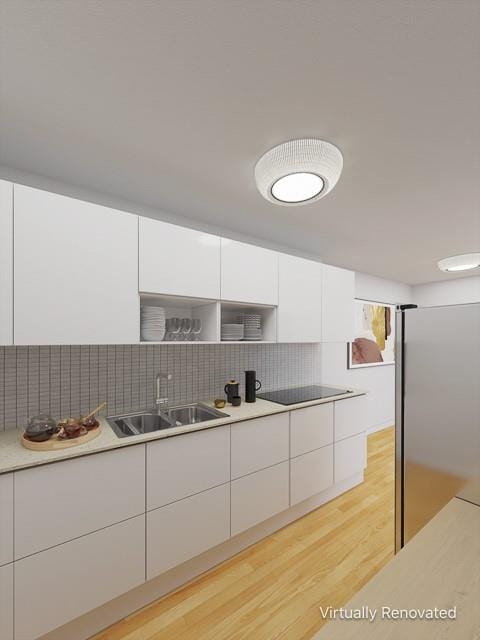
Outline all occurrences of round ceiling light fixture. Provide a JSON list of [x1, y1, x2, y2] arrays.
[[437, 253, 480, 273], [255, 139, 343, 206]]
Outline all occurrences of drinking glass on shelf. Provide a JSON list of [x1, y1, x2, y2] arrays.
[[181, 318, 193, 341], [166, 317, 181, 341], [191, 318, 202, 341]]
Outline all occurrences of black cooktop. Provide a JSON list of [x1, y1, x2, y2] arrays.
[[257, 385, 353, 406]]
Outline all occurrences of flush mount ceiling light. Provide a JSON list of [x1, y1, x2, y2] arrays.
[[437, 253, 480, 273], [255, 139, 343, 206]]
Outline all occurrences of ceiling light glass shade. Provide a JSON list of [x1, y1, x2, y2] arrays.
[[255, 139, 343, 205], [437, 253, 480, 272]]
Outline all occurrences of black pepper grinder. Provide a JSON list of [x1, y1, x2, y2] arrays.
[[245, 370, 262, 403]]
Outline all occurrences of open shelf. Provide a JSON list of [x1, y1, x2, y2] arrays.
[[140, 293, 219, 342], [220, 301, 276, 343]]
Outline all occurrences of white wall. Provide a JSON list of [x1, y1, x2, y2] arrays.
[[412, 276, 480, 307], [320, 273, 412, 433]]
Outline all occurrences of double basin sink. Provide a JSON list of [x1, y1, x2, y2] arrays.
[[107, 403, 229, 438]]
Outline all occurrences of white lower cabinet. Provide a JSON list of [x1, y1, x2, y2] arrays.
[[334, 433, 367, 483], [147, 484, 230, 579], [231, 414, 289, 479], [0, 563, 13, 640], [290, 445, 334, 506], [0, 473, 13, 566], [14, 445, 145, 559], [231, 462, 290, 536], [290, 403, 334, 457], [14, 515, 145, 640], [334, 395, 368, 441], [147, 426, 230, 510]]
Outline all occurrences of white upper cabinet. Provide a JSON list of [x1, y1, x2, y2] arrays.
[[139, 218, 221, 299], [277, 254, 323, 342], [321, 264, 355, 343], [221, 239, 278, 305], [0, 181, 13, 345], [13, 186, 139, 345]]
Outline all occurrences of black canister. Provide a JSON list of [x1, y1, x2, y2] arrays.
[[245, 370, 262, 403]]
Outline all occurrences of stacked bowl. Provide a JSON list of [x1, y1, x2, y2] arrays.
[[243, 314, 262, 340], [141, 306, 166, 341]]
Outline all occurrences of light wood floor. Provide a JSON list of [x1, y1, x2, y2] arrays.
[[93, 427, 395, 640]]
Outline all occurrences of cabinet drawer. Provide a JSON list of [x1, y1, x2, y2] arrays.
[[14, 515, 145, 640], [0, 473, 13, 566], [334, 395, 367, 441], [147, 426, 230, 510], [231, 462, 289, 536], [290, 404, 333, 457], [290, 445, 333, 506], [147, 484, 230, 579], [334, 433, 367, 483], [15, 445, 145, 559], [231, 413, 289, 479], [0, 563, 13, 640]]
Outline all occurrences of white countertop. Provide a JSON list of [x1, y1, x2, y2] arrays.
[[0, 386, 366, 474]]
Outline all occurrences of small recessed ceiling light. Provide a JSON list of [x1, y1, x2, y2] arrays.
[[255, 139, 343, 206], [437, 253, 480, 273]]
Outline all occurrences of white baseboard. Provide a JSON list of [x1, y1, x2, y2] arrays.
[[40, 472, 364, 640], [367, 421, 395, 434]]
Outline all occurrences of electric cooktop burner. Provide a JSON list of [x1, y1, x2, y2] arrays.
[[257, 385, 353, 406]]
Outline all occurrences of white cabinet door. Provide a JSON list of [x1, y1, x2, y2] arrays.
[[15, 446, 145, 559], [221, 239, 278, 305], [334, 395, 368, 441], [139, 218, 221, 299], [277, 254, 323, 342], [290, 445, 333, 506], [231, 462, 289, 536], [321, 264, 355, 343], [13, 185, 139, 344], [290, 403, 334, 458], [14, 516, 145, 640], [0, 180, 13, 345], [147, 484, 230, 578], [147, 426, 230, 510], [334, 433, 367, 483], [0, 564, 13, 640], [231, 414, 289, 479], [0, 474, 13, 566]]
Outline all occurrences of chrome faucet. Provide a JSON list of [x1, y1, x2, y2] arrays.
[[155, 372, 172, 418]]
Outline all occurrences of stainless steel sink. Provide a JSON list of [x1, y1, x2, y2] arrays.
[[107, 403, 228, 438]]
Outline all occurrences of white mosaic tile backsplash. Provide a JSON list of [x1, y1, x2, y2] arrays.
[[0, 344, 321, 431]]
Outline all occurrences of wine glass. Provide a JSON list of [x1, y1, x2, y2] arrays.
[[191, 318, 202, 341]]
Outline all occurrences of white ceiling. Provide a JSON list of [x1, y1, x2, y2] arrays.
[[1, 0, 479, 284]]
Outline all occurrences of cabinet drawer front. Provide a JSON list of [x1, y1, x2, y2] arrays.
[[290, 445, 333, 506], [15, 445, 145, 559], [290, 404, 334, 457], [147, 426, 230, 510], [0, 473, 13, 566], [231, 413, 289, 479], [147, 484, 230, 579], [139, 218, 221, 299], [334, 433, 367, 483], [334, 396, 367, 441], [231, 462, 289, 536], [0, 564, 13, 640], [14, 516, 145, 640]]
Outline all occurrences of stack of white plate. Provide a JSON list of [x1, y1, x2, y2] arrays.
[[243, 314, 262, 340], [141, 306, 166, 341], [221, 323, 244, 341]]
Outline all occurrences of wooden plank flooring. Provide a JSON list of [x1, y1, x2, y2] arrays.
[[93, 427, 395, 640]]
